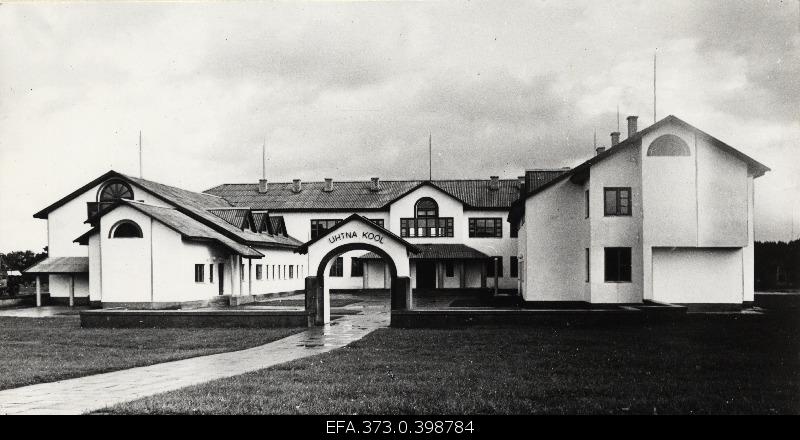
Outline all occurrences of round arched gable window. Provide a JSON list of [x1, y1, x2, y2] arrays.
[[647, 134, 691, 157], [415, 198, 439, 218], [98, 180, 134, 203], [109, 220, 143, 238]]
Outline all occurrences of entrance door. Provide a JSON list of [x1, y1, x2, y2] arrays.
[[218, 263, 225, 295], [416, 261, 436, 289]]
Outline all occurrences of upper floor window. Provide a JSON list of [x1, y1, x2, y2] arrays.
[[468, 218, 502, 238], [109, 220, 143, 238], [415, 198, 438, 218], [585, 189, 590, 218], [99, 180, 134, 203], [401, 198, 453, 238], [647, 134, 690, 157], [310, 218, 384, 240], [604, 187, 631, 216]]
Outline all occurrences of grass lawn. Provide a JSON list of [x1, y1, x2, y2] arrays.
[[0, 316, 302, 391], [104, 315, 799, 415]]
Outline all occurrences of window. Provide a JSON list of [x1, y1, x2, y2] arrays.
[[468, 218, 503, 238], [241, 264, 245, 281], [256, 264, 262, 280], [109, 220, 143, 238], [283, 265, 287, 279], [415, 198, 438, 218], [445, 262, 454, 277], [604, 187, 631, 216], [510, 256, 518, 278], [369, 219, 384, 228], [209, 264, 214, 283], [310, 219, 340, 240], [99, 180, 134, 203], [486, 257, 503, 277], [272, 265, 275, 280], [585, 249, 590, 282], [194, 264, 204, 283], [329, 257, 344, 277], [289, 265, 294, 279], [604, 248, 631, 282], [647, 134, 690, 156], [265, 263, 269, 279], [400, 218, 454, 237], [585, 190, 590, 218], [351, 258, 364, 277]]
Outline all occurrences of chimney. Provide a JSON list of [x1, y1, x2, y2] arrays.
[[323, 178, 333, 192], [370, 177, 380, 192], [627, 115, 638, 138], [596, 147, 606, 155], [258, 179, 268, 193], [489, 176, 500, 190], [292, 179, 302, 193], [610, 132, 620, 146]]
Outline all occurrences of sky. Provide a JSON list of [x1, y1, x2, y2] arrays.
[[0, 0, 798, 252]]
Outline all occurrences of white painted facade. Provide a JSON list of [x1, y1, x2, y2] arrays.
[[34, 116, 764, 309], [517, 117, 763, 305]]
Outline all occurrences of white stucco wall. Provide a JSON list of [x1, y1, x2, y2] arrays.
[[46, 180, 171, 258], [88, 233, 101, 302], [99, 206, 153, 304], [641, 121, 753, 302], [277, 211, 389, 289], [522, 178, 588, 301], [652, 247, 744, 303], [589, 146, 643, 303]]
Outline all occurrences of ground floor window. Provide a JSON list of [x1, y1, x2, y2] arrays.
[[445, 261, 454, 277], [194, 264, 204, 283], [510, 256, 518, 278], [351, 258, 364, 277], [289, 265, 294, 279], [329, 257, 344, 277], [604, 247, 631, 282], [256, 264, 262, 280], [585, 249, 590, 282], [486, 257, 503, 277], [209, 264, 214, 283], [240, 264, 245, 281]]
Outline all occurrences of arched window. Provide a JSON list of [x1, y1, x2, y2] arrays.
[[98, 180, 134, 203], [647, 134, 691, 157], [415, 198, 438, 218], [109, 220, 143, 238]]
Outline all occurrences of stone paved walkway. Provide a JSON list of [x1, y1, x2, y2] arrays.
[[0, 309, 389, 415]]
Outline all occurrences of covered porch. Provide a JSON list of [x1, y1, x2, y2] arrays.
[[357, 243, 508, 294], [23, 256, 89, 307]]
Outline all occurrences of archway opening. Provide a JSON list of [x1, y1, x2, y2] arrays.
[[309, 242, 409, 326]]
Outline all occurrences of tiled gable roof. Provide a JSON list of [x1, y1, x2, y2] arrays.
[[205, 179, 524, 211]]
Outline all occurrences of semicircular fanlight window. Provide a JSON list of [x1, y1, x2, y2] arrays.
[[647, 134, 691, 157], [99, 181, 134, 202]]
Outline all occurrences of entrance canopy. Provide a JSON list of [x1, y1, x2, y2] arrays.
[[24, 257, 89, 274], [295, 214, 419, 278]]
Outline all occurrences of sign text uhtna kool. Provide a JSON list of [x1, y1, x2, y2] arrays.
[[327, 231, 385, 245]]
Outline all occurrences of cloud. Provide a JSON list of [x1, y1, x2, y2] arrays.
[[0, 1, 797, 251]]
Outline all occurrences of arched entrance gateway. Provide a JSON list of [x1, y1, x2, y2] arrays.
[[295, 214, 420, 326]]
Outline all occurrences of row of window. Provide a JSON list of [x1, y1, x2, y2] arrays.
[[194, 263, 305, 283], [585, 187, 632, 218], [310, 218, 384, 240], [585, 247, 632, 283], [326, 257, 520, 278]]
